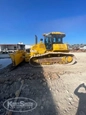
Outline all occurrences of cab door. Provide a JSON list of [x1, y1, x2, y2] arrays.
[[44, 37, 53, 50]]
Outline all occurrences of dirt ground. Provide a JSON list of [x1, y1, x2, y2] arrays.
[[0, 52, 86, 115]]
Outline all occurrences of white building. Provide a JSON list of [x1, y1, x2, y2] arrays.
[[80, 46, 86, 50], [0, 44, 32, 53], [25, 44, 32, 49], [0, 44, 17, 53]]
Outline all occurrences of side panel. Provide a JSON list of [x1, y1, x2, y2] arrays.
[[30, 42, 46, 56], [53, 44, 69, 52]]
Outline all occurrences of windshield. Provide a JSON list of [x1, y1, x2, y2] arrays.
[[44, 36, 63, 50], [53, 37, 62, 43], [44, 37, 62, 44]]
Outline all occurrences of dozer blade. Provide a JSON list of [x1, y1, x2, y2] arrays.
[[9, 50, 25, 66], [29, 52, 77, 67]]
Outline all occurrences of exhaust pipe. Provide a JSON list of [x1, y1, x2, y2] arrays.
[[35, 35, 38, 44]]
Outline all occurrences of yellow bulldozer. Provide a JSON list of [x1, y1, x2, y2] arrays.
[[9, 32, 76, 67]]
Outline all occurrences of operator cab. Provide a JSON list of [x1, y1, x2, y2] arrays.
[[43, 32, 65, 50]]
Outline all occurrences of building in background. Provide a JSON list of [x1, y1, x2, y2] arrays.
[[0, 44, 17, 53], [25, 44, 32, 49], [0, 44, 32, 53]]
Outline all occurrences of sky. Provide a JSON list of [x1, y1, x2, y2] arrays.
[[0, 0, 86, 44]]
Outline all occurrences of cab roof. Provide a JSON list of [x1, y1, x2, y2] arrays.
[[43, 32, 66, 38]]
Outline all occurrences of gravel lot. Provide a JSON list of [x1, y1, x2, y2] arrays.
[[0, 52, 86, 115]]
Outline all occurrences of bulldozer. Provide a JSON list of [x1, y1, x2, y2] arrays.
[[9, 32, 76, 67]]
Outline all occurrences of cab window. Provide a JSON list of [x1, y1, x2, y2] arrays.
[[53, 38, 62, 43]]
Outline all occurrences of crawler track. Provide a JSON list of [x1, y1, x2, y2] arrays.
[[29, 52, 77, 67]]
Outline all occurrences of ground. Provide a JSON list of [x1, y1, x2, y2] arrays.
[[0, 52, 86, 115]]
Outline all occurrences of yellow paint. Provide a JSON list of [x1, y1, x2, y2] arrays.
[[53, 44, 69, 52], [9, 50, 25, 66], [66, 56, 73, 63], [25, 52, 30, 62], [30, 42, 46, 57], [9, 31, 74, 66]]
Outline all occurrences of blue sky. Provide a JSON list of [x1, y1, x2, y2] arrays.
[[0, 0, 86, 44]]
